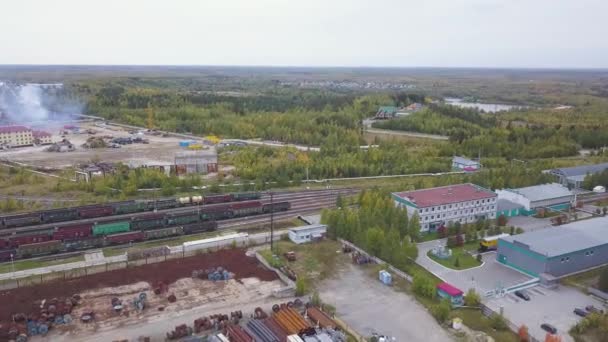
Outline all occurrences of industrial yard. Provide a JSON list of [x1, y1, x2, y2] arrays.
[[0, 121, 217, 171]]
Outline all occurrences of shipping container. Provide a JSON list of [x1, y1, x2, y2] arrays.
[[2, 213, 42, 228], [64, 237, 104, 251], [78, 206, 113, 218], [52, 224, 93, 241], [166, 211, 200, 226], [93, 221, 131, 236], [232, 192, 262, 201], [41, 208, 79, 223], [147, 199, 178, 211], [18, 240, 62, 257], [144, 226, 184, 240], [230, 201, 263, 217], [105, 231, 145, 245], [0, 249, 16, 262], [113, 202, 148, 215], [203, 194, 232, 204], [181, 221, 218, 234], [131, 213, 166, 231], [262, 202, 291, 213], [9, 233, 51, 247]]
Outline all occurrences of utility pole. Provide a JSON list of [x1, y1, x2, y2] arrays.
[[10, 253, 14, 274], [269, 191, 275, 253]]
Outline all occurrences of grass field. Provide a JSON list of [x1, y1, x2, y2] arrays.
[[0, 255, 84, 274], [427, 247, 481, 270]]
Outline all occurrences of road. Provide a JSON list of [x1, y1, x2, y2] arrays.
[[364, 128, 450, 140]]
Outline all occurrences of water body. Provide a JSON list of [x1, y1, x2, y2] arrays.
[[445, 97, 524, 113]]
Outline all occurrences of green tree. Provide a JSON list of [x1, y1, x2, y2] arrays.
[[464, 289, 481, 306], [295, 277, 307, 296], [431, 299, 451, 322], [408, 213, 421, 242], [454, 257, 461, 268], [490, 313, 508, 331]]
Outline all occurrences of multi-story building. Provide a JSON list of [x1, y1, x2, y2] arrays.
[[392, 183, 497, 232], [32, 130, 52, 145], [0, 125, 33, 147]]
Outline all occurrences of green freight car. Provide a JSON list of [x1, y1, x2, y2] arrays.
[[166, 212, 200, 226], [144, 226, 184, 240], [114, 202, 147, 215], [131, 214, 166, 231], [232, 192, 261, 201], [93, 221, 131, 236]]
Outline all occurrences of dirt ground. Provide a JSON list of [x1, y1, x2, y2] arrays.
[[0, 249, 277, 339], [0, 121, 216, 169]]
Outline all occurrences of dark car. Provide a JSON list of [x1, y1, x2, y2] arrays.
[[541, 323, 557, 334], [514, 290, 530, 301], [574, 308, 588, 317]]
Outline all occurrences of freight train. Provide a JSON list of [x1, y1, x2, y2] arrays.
[[0, 192, 263, 228], [0, 200, 290, 261]]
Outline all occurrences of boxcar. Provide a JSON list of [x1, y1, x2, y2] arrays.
[[144, 226, 184, 240], [105, 231, 145, 245], [113, 202, 148, 215], [200, 204, 232, 221], [93, 221, 131, 236], [2, 213, 42, 228], [78, 206, 113, 219], [0, 249, 16, 262], [131, 213, 166, 231], [52, 224, 93, 241], [0, 238, 8, 249], [166, 211, 200, 226], [9, 233, 51, 247], [262, 201, 291, 213], [41, 208, 79, 223], [64, 237, 104, 251], [229, 201, 263, 217], [182, 221, 218, 235], [147, 199, 178, 211], [18, 240, 62, 258], [232, 192, 262, 201], [203, 194, 232, 204]]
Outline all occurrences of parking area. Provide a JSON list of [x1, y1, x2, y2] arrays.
[[417, 240, 532, 295], [507, 216, 553, 232], [486, 285, 604, 342], [319, 263, 452, 342]]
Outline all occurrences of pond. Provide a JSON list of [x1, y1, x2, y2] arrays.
[[445, 97, 524, 113]]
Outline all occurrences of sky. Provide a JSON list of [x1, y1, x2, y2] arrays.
[[0, 0, 607, 68]]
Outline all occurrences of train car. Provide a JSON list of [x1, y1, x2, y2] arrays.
[[17, 240, 62, 258], [232, 192, 262, 201], [113, 201, 148, 215], [52, 224, 93, 241], [166, 211, 200, 226], [2, 213, 42, 228], [0, 249, 16, 262], [182, 221, 218, 235], [78, 206, 113, 219], [479, 233, 511, 252], [64, 237, 104, 251], [177, 196, 203, 206], [0, 237, 8, 250], [9, 233, 51, 248], [144, 226, 184, 240], [131, 213, 166, 231], [105, 231, 145, 245], [40, 208, 79, 223], [203, 194, 232, 205], [200, 204, 232, 221], [93, 221, 131, 236], [229, 201, 263, 217], [262, 201, 291, 213], [147, 199, 179, 211]]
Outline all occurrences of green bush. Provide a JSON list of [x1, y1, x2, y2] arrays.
[[295, 278, 307, 296], [431, 299, 451, 322], [464, 289, 481, 307], [489, 313, 508, 331]]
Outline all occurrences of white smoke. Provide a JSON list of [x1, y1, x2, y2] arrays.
[[0, 82, 81, 123]]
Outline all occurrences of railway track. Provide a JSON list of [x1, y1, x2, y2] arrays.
[[0, 188, 358, 236]]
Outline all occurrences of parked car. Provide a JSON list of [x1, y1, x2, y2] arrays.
[[514, 290, 530, 301], [585, 305, 604, 314], [541, 323, 557, 334], [574, 308, 588, 317]]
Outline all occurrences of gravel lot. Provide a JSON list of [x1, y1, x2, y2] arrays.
[[319, 263, 452, 342]]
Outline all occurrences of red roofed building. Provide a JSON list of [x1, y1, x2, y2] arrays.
[[392, 183, 497, 232], [0, 125, 33, 147], [436, 282, 464, 306], [32, 130, 53, 145]]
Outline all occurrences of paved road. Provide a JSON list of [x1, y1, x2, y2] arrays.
[[319, 263, 452, 342], [365, 128, 449, 140], [416, 239, 531, 294]]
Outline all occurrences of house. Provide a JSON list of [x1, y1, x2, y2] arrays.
[[436, 282, 464, 307], [452, 156, 481, 172], [374, 106, 398, 119], [548, 162, 608, 189], [495, 183, 573, 215], [392, 183, 497, 232], [288, 224, 327, 244]]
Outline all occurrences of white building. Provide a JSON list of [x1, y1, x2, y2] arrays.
[[392, 183, 497, 232], [495, 183, 573, 214], [288, 224, 327, 244], [0, 125, 33, 147]]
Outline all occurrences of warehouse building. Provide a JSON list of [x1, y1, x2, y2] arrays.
[[497, 217, 608, 277], [496, 199, 525, 218], [0, 125, 33, 147], [495, 183, 573, 215], [548, 162, 608, 189], [392, 183, 497, 232], [288, 224, 327, 244], [174, 149, 218, 175]]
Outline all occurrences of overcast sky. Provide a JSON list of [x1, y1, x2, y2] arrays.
[[1, 0, 606, 68]]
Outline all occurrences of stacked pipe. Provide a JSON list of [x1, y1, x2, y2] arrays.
[[263, 318, 288, 342], [226, 324, 254, 342], [272, 308, 313, 336], [305, 307, 337, 330], [246, 319, 279, 342]]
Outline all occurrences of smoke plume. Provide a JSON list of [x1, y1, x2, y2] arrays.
[[0, 82, 83, 123]]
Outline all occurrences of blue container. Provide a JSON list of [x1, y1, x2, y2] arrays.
[[379, 270, 392, 285], [179, 141, 190, 147]]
